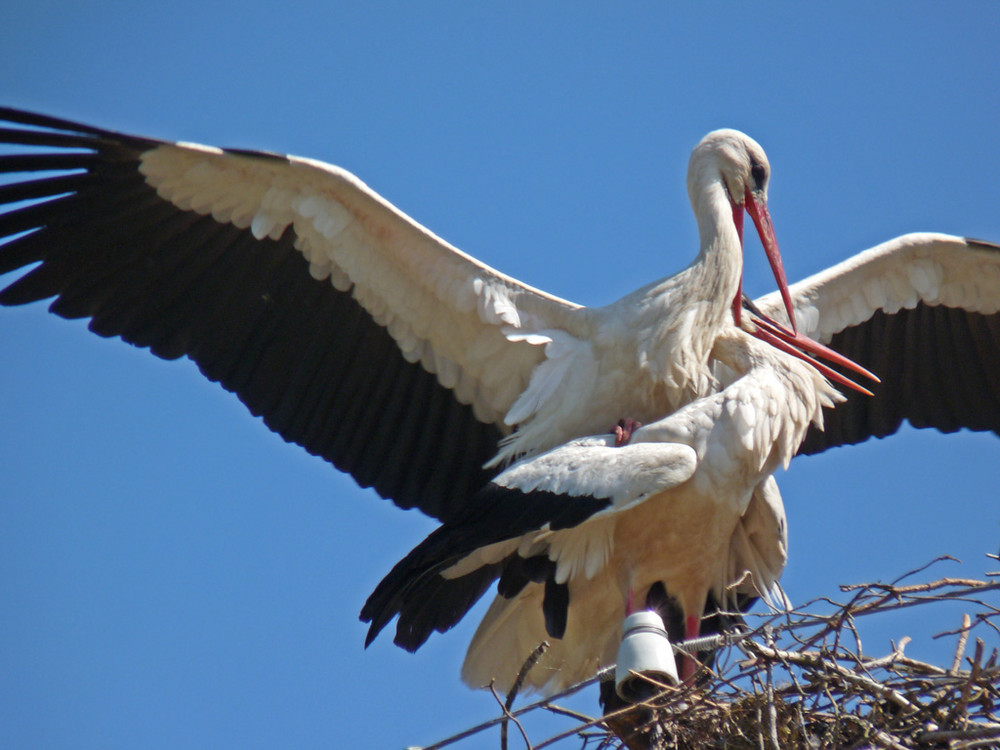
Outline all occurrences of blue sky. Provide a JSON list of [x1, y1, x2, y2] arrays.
[[1, 4, 999, 748]]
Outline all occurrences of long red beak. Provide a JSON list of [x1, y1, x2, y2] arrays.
[[743, 298, 880, 396], [742, 186, 798, 334]]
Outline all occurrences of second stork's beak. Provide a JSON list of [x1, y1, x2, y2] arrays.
[[742, 296, 880, 396]]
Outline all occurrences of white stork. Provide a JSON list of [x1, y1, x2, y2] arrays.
[[2, 108, 1000, 693], [362, 322, 843, 693], [0, 109, 808, 517], [361, 229, 1000, 692]]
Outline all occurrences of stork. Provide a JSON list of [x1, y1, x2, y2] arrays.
[[2, 108, 1000, 695], [0, 109, 803, 525], [362, 321, 842, 692]]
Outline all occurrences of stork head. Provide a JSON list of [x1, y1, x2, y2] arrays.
[[688, 129, 797, 333]]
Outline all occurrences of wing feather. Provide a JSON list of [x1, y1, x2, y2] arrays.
[[753, 234, 1000, 452], [137, 141, 584, 422], [0, 107, 582, 519], [360, 436, 698, 651]]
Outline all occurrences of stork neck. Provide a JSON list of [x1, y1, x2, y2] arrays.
[[609, 178, 743, 405], [689, 178, 743, 328]]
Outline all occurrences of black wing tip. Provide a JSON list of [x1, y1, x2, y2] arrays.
[[965, 236, 1000, 253], [360, 616, 386, 649], [542, 578, 569, 639], [360, 615, 426, 653], [357, 540, 450, 651], [0, 106, 107, 134], [0, 107, 298, 169], [359, 482, 614, 653], [363, 566, 498, 654], [0, 105, 163, 152]]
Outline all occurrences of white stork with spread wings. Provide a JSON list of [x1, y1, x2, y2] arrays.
[[0, 110, 806, 523]]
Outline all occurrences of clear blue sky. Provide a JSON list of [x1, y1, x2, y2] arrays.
[[1, 4, 999, 748]]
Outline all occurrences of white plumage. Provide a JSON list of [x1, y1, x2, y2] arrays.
[[371, 326, 840, 693]]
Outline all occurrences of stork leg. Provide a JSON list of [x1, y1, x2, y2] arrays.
[[679, 615, 702, 682], [625, 586, 637, 616], [612, 418, 643, 447]]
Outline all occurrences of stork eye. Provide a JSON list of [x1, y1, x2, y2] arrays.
[[750, 162, 767, 190]]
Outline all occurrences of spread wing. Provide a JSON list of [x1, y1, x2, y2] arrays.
[[753, 233, 1000, 453], [0, 108, 584, 520]]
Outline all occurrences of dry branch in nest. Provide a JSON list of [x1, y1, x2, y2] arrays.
[[410, 555, 1000, 750]]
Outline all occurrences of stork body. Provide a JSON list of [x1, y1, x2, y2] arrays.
[[363, 327, 840, 693]]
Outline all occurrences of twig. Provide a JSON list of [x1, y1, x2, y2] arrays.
[[499, 642, 549, 750], [952, 614, 973, 674], [916, 725, 1000, 743], [491, 683, 532, 750], [763, 650, 780, 750]]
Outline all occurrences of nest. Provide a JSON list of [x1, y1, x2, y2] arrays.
[[412, 555, 1000, 750]]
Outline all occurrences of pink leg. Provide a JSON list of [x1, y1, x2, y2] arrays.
[[679, 615, 701, 682], [625, 587, 637, 616], [612, 418, 643, 447]]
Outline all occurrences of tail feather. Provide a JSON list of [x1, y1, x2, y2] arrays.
[[462, 578, 623, 695]]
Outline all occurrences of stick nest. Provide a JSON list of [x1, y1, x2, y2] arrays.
[[415, 555, 1000, 750]]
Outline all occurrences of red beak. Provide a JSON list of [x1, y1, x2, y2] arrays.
[[743, 186, 798, 335], [743, 299, 880, 396]]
